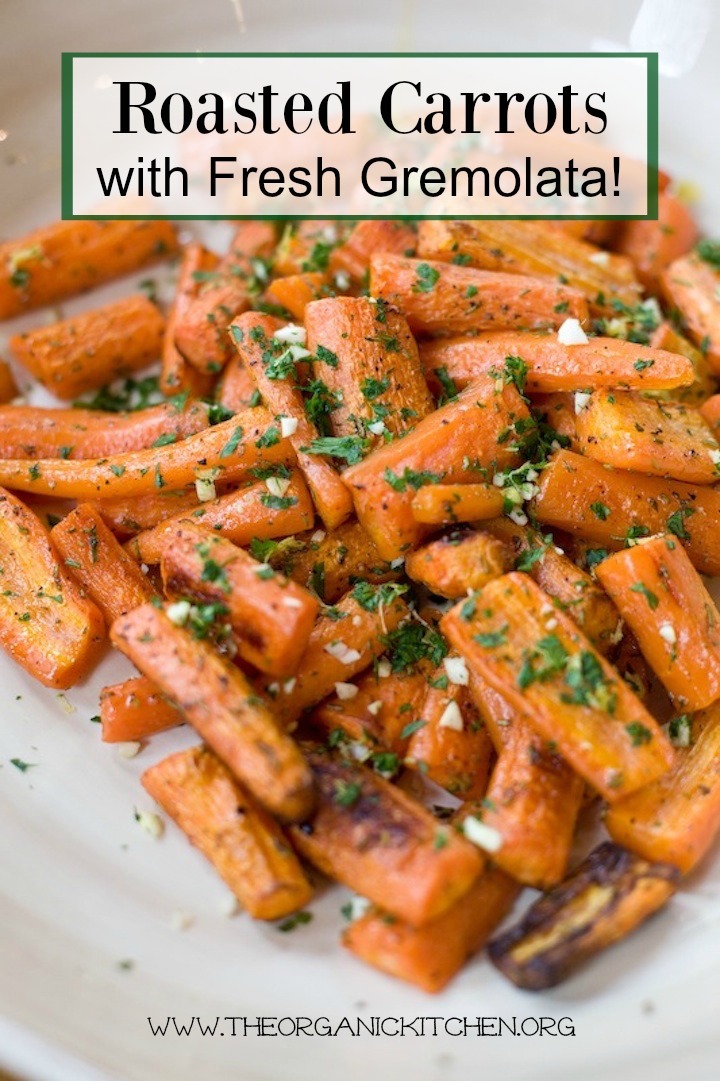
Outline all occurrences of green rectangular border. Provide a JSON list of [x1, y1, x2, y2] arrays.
[[61, 52, 659, 221]]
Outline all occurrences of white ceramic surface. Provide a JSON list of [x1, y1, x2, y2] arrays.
[[1, 2, 719, 1080]]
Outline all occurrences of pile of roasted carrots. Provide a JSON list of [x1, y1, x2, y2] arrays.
[[1, 177, 720, 993]]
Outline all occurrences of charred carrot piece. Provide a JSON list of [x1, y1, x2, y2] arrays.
[[0, 488, 105, 687], [330, 220, 416, 281], [289, 744, 483, 926], [606, 703, 720, 873], [420, 332, 695, 394], [264, 272, 330, 320], [143, 746, 314, 920], [442, 573, 675, 802], [100, 675, 182, 743], [0, 409, 292, 499], [10, 295, 165, 400], [661, 250, 720, 372], [160, 243, 217, 397], [575, 391, 720, 484], [0, 399, 210, 460], [258, 585, 410, 727], [533, 449, 720, 577], [160, 523, 319, 676], [125, 471, 314, 564], [111, 604, 315, 822], [615, 192, 699, 292], [343, 865, 519, 993], [303, 296, 433, 441], [410, 483, 505, 525], [405, 529, 509, 600], [52, 504, 154, 624], [649, 322, 715, 407], [371, 256, 588, 338], [343, 374, 528, 561], [174, 222, 277, 373], [595, 534, 720, 711], [416, 219, 641, 313], [279, 518, 394, 604], [229, 311, 353, 529], [0, 219, 177, 320]]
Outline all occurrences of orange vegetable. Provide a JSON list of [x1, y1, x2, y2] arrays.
[[410, 483, 505, 525], [405, 529, 509, 599], [0, 487, 104, 687], [111, 603, 315, 822], [0, 219, 177, 320], [280, 518, 394, 604], [289, 745, 483, 926], [160, 243, 217, 398], [595, 534, 720, 711], [343, 373, 528, 560], [330, 220, 416, 281], [649, 321, 715, 406], [215, 353, 262, 411], [100, 675, 182, 743], [441, 572, 675, 802], [533, 448, 720, 576], [661, 251, 720, 372], [10, 295, 165, 400], [371, 255, 588, 337], [343, 865, 518, 992], [264, 272, 330, 319], [700, 392, 720, 432], [273, 220, 343, 277], [96, 487, 204, 536], [0, 360, 18, 405], [143, 746, 314, 920], [304, 296, 433, 440], [52, 504, 154, 624], [615, 192, 699, 292]]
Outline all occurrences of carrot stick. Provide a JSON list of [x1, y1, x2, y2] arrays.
[[160, 522, 319, 676], [273, 220, 341, 277], [575, 391, 720, 484], [279, 518, 394, 604], [661, 251, 720, 372], [143, 746, 314, 920], [0, 487, 105, 687], [330, 220, 416, 281], [310, 665, 429, 755], [615, 191, 699, 292], [605, 703, 720, 873], [343, 373, 528, 560], [0, 409, 292, 499], [160, 243, 217, 397], [100, 675, 182, 743], [111, 603, 315, 822], [215, 354, 260, 411], [420, 332, 695, 394], [10, 295, 165, 400], [371, 256, 588, 337], [0, 399, 210, 460], [700, 392, 720, 432], [441, 572, 675, 802], [533, 448, 720, 576], [649, 322, 715, 406], [52, 504, 154, 624], [0, 219, 178, 320], [343, 865, 518, 992], [264, 272, 330, 319], [0, 361, 18, 405], [288, 744, 483, 926], [229, 311, 353, 529], [303, 296, 433, 440], [410, 483, 505, 525], [595, 534, 720, 711], [405, 529, 509, 599], [96, 487, 205, 536]]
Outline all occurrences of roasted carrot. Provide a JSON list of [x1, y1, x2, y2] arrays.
[[0, 409, 292, 499], [264, 272, 330, 319], [160, 243, 217, 397], [416, 219, 641, 312], [661, 250, 720, 372], [0, 488, 105, 687], [420, 332, 695, 394], [215, 353, 259, 411], [111, 604, 314, 822], [52, 504, 154, 624], [273, 221, 343, 277], [615, 192, 699, 292], [100, 675, 182, 743], [279, 518, 394, 604], [532, 392, 579, 447], [650, 322, 715, 406], [125, 471, 314, 564], [96, 487, 204, 536], [343, 865, 518, 992], [330, 220, 416, 281], [0, 219, 177, 320], [488, 842, 679, 990], [10, 295, 165, 400], [410, 483, 505, 525], [405, 529, 509, 599], [229, 311, 353, 529], [304, 296, 433, 440], [595, 534, 720, 711], [0, 361, 18, 405], [160, 523, 319, 676], [575, 391, 720, 484], [371, 255, 588, 337], [289, 744, 483, 926], [343, 373, 528, 560], [533, 448, 720, 576], [700, 392, 720, 433], [0, 399, 210, 460], [143, 746, 314, 920], [174, 222, 277, 372], [259, 584, 410, 727], [606, 703, 720, 873], [442, 573, 675, 802]]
